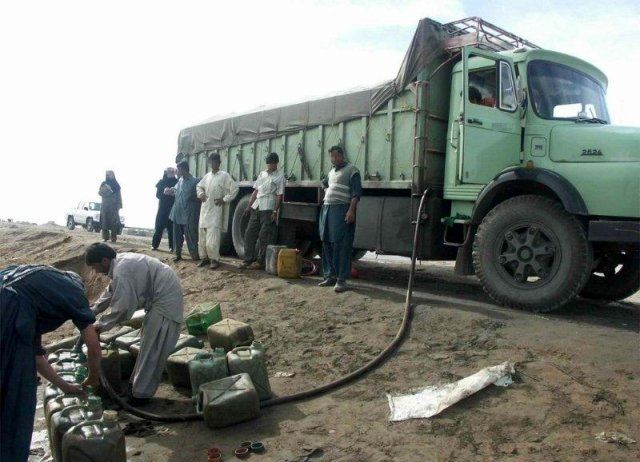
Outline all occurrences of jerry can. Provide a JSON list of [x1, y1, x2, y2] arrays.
[[189, 349, 228, 397], [196, 373, 260, 428], [53, 360, 84, 374], [165, 347, 207, 389], [43, 368, 86, 404], [207, 318, 254, 352], [185, 302, 223, 336], [61, 410, 126, 462], [118, 348, 135, 379], [114, 329, 141, 351], [265, 245, 288, 275], [277, 248, 302, 279], [48, 349, 86, 364], [122, 309, 146, 329], [130, 333, 203, 357], [95, 347, 122, 397], [227, 341, 272, 400], [45, 395, 85, 440], [99, 326, 134, 344], [50, 396, 103, 462]]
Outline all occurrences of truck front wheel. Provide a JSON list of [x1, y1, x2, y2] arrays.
[[472, 195, 592, 312], [579, 250, 640, 301]]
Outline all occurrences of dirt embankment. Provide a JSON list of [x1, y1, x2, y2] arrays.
[[2, 222, 638, 462]]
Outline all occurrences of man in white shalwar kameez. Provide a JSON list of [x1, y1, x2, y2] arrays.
[[196, 153, 239, 269], [85, 243, 183, 404]]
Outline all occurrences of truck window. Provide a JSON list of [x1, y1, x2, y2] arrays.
[[527, 60, 610, 122], [499, 61, 517, 111], [469, 68, 497, 108]]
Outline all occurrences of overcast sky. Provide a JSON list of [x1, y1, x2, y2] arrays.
[[1, 0, 638, 229]]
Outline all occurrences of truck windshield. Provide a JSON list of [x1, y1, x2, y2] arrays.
[[89, 202, 101, 211], [528, 60, 610, 123]]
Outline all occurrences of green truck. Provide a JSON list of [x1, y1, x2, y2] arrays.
[[177, 17, 639, 312]]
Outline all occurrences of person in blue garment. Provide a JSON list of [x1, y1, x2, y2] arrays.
[[318, 146, 362, 293], [0, 265, 102, 462], [169, 160, 201, 262]]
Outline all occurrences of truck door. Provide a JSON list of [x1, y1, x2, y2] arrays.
[[460, 47, 521, 184]]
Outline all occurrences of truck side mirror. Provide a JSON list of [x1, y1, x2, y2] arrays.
[[83, 207, 89, 211]]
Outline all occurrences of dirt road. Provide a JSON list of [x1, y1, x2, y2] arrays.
[[1, 222, 637, 462]]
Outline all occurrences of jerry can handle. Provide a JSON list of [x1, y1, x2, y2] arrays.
[[233, 346, 252, 356]]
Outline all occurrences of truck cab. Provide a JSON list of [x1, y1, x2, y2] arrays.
[[445, 45, 639, 310]]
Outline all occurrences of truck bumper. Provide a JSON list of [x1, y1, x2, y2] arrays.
[[588, 220, 640, 243]]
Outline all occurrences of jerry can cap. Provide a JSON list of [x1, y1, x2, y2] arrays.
[[103, 410, 118, 422]]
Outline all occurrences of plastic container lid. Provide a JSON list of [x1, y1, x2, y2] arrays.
[[102, 410, 118, 422]]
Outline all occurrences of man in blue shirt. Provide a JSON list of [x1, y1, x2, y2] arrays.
[[169, 160, 201, 262], [318, 146, 362, 292], [1, 266, 102, 462]]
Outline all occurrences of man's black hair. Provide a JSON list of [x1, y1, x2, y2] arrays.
[[265, 152, 279, 164], [328, 145, 344, 155], [210, 153, 221, 163], [85, 243, 117, 265], [177, 160, 189, 171]]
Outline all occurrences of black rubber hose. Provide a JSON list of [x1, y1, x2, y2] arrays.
[[260, 188, 429, 408], [83, 188, 429, 420], [98, 368, 202, 422]]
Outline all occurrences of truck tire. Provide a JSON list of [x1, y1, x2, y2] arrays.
[[580, 250, 640, 301], [472, 195, 592, 312], [231, 194, 253, 259], [86, 218, 95, 232], [66, 216, 75, 230]]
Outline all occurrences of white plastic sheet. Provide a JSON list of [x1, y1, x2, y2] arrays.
[[387, 361, 515, 421]]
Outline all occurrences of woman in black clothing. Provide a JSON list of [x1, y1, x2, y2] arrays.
[[99, 170, 123, 242], [152, 167, 178, 251]]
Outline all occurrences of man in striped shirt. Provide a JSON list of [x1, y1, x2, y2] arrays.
[[318, 146, 362, 293]]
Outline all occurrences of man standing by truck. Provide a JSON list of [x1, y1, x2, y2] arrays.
[[241, 152, 285, 269], [196, 153, 239, 269], [152, 167, 178, 252], [169, 160, 201, 262], [318, 146, 362, 293]]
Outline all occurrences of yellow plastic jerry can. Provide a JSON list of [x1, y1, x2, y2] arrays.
[[277, 248, 302, 279]]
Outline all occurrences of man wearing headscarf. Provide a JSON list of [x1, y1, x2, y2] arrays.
[[196, 154, 239, 269], [0, 265, 102, 462], [169, 161, 201, 261], [152, 167, 178, 252], [99, 170, 123, 243]]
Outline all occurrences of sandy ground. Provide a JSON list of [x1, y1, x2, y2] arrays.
[[1, 222, 638, 462]]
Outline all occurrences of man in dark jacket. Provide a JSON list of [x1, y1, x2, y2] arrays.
[[152, 167, 178, 251], [0, 265, 102, 462]]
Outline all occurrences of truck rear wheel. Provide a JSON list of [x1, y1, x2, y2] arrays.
[[472, 195, 592, 312], [580, 250, 640, 301], [66, 216, 75, 230]]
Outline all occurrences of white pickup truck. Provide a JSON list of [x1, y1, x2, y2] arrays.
[[66, 201, 125, 234]]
